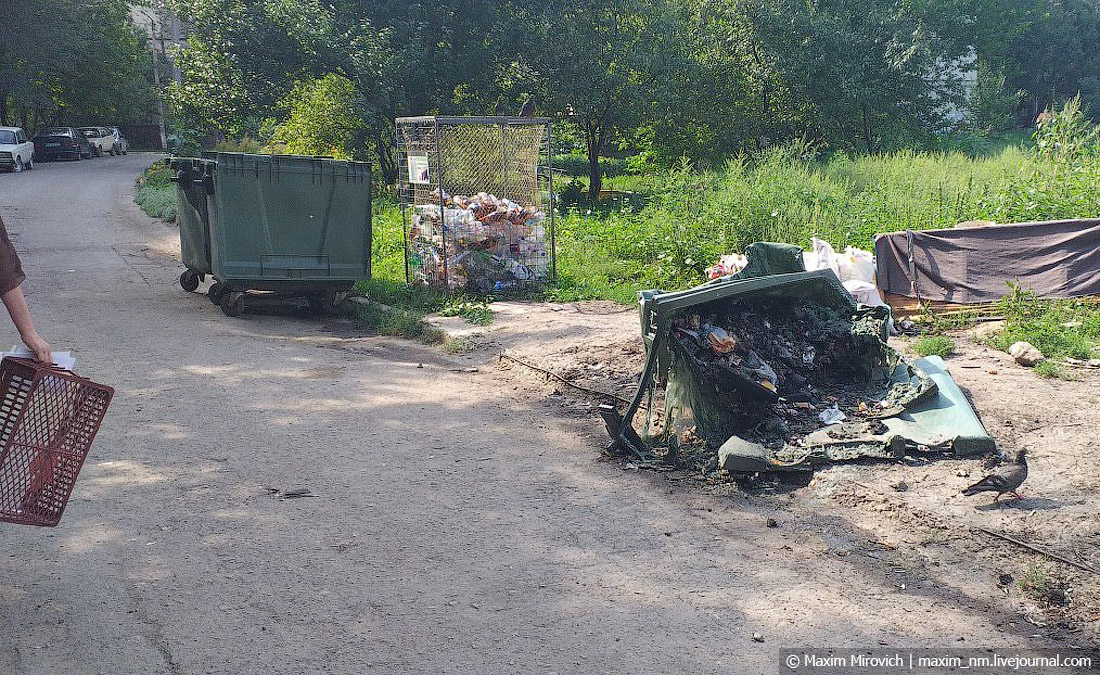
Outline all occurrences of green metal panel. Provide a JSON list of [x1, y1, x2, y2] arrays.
[[205, 153, 372, 292], [883, 356, 996, 457], [169, 157, 213, 275]]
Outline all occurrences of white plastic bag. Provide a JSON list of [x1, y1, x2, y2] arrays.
[[843, 279, 887, 308]]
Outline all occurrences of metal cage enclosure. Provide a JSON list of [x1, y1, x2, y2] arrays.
[[396, 116, 556, 293]]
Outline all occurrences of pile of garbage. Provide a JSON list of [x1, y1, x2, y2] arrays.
[[668, 296, 917, 456], [409, 190, 551, 292], [603, 242, 995, 472]]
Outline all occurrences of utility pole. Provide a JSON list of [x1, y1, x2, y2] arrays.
[[137, 7, 168, 150]]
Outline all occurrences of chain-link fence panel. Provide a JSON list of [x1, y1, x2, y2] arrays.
[[397, 117, 555, 294]]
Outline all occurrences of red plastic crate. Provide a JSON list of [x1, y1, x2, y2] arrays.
[[0, 357, 114, 527]]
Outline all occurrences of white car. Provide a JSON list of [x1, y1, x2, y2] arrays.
[[107, 127, 129, 155], [0, 127, 35, 172], [77, 127, 114, 157]]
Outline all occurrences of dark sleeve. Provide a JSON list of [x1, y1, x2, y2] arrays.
[[0, 215, 26, 296]]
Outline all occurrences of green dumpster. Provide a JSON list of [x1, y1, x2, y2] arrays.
[[602, 243, 995, 471], [202, 152, 372, 317], [168, 157, 215, 292]]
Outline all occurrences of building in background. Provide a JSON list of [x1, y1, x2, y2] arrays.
[[129, 4, 188, 149]]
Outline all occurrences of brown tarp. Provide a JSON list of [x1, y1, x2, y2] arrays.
[[874, 219, 1100, 303]]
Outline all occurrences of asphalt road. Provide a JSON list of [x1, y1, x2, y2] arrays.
[[0, 155, 1069, 674]]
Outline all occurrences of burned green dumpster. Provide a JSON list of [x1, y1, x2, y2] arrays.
[[603, 243, 995, 472]]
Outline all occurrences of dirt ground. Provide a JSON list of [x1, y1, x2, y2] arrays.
[[433, 295, 1100, 649], [0, 155, 1095, 674]]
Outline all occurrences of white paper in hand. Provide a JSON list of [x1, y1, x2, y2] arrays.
[[4, 346, 76, 371]]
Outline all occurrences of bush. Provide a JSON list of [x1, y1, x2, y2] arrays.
[[136, 185, 177, 223], [557, 178, 585, 209], [138, 160, 174, 189], [213, 136, 266, 154], [552, 154, 631, 178], [135, 162, 177, 223], [166, 125, 203, 157], [913, 336, 956, 358], [268, 74, 366, 160]]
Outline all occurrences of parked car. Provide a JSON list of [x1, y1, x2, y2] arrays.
[[77, 127, 114, 157], [107, 127, 129, 155], [0, 127, 35, 172], [32, 127, 92, 161]]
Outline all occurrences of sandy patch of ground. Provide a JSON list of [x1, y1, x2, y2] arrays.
[[433, 300, 1100, 645]]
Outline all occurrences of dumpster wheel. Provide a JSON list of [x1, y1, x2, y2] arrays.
[[220, 291, 245, 318], [208, 282, 226, 306], [179, 270, 201, 293]]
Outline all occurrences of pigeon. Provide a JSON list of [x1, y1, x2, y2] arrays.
[[963, 448, 1028, 503]]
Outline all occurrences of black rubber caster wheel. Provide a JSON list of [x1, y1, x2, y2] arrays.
[[208, 282, 226, 305], [180, 270, 200, 292], [220, 291, 245, 317]]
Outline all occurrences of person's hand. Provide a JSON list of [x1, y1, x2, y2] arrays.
[[20, 331, 52, 364]]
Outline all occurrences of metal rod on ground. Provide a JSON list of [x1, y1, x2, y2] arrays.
[[974, 527, 1100, 577], [1054, 360, 1100, 369], [497, 351, 657, 414]]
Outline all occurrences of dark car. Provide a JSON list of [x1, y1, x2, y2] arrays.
[[32, 127, 92, 161]]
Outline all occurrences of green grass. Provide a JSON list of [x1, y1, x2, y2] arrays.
[[345, 299, 443, 344], [913, 335, 956, 358], [160, 104, 1100, 319], [1019, 560, 1050, 602], [352, 276, 448, 313], [1033, 360, 1081, 380], [135, 184, 177, 223], [135, 161, 178, 223], [439, 299, 494, 326], [371, 141, 1077, 305], [442, 337, 475, 354], [989, 284, 1100, 361]]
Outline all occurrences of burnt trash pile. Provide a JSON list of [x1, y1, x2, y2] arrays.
[[668, 298, 915, 455], [604, 243, 996, 473]]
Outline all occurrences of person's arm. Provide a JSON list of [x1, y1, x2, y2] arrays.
[[2, 286, 51, 363]]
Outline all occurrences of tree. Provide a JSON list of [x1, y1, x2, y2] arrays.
[[169, 0, 506, 181], [719, 0, 975, 153], [998, 0, 1100, 124], [520, 0, 672, 198], [0, 0, 153, 128], [269, 74, 367, 159]]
